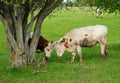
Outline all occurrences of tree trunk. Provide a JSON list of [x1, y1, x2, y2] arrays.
[[0, 0, 63, 67], [6, 24, 43, 67]]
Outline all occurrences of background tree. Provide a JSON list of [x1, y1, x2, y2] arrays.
[[77, 0, 120, 13], [62, 0, 120, 14], [0, 0, 62, 67], [95, 0, 120, 14]]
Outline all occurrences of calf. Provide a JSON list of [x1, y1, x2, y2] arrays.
[[44, 25, 108, 64], [28, 33, 49, 53]]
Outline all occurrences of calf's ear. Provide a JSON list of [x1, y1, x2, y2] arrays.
[[48, 41, 53, 45], [60, 38, 65, 43]]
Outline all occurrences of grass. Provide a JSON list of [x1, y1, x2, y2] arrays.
[[0, 8, 120, 83]]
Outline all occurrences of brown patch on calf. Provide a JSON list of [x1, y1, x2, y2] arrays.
[[47, 48, 50, 51], [64, 42, 69, 48], [60, 38, 65, 43], [85, 34, 88, 36], [60, 38, 72, 48], [60, 38, 68, 43]]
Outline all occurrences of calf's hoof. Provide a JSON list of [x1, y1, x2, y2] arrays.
[[70, 60, 74, 64], [101, 55, 107, 60]]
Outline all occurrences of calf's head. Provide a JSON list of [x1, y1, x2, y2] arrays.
[[44, 41, 65, 58], [55, 42, 65, 57], [44, 42, 54, 58]]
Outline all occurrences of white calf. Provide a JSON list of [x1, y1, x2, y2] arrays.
[[44, 25, 108, 64]]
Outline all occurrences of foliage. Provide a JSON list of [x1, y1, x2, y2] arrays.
[[95, 0, 120, 13], [62, 0, 120, 14]]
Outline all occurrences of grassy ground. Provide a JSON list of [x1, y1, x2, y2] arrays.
[[0, 9, 120, 83]]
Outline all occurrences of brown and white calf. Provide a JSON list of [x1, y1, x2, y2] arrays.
[[44, 25, 108, 64]]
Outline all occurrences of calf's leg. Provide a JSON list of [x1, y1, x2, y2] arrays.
[[104, 44, 108, 59], [76, 46, 82, 64], [100, 42, 108, 59], [70, 51, 76, 63]]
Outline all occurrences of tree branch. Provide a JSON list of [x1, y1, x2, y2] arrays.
[[39, 0, 63, 20], [0, 17, 22, 54]]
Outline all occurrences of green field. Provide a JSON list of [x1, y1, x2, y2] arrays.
[[0, 9, 120, 83]]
